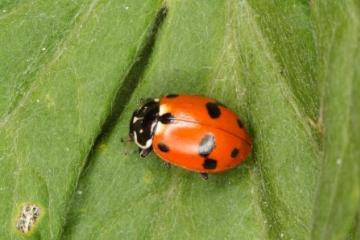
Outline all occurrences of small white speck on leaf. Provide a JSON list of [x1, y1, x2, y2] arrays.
[[280, 233, 284, 238], [124, 6, 129, 10], [2, 9, 6, 13], [36, 99, 40, 103], [16, 204, 41, 234], [336, 158, 342, 165], [41, 47, 46, 51], [77, 190, 83, 195]]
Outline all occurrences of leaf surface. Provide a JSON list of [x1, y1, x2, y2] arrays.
[[0, 0, 163, 239], [0, 0, 359, 240]]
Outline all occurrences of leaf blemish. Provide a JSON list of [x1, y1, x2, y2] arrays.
[[16, 204, 41, 234]]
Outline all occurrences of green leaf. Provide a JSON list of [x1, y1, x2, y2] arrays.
[[0, 0, 359, 239], [0, 0, 163, 239], [310, 1, 360, 240]]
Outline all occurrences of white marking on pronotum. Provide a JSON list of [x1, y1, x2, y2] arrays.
[[154, 98, 160, 102], [133, 132, 152, 149], [154, 122, 163, 135], [159, 104, 169, 115], [150, 121, 157, 133], [16, 204, 41, 234], [132, 116, 143, 123]]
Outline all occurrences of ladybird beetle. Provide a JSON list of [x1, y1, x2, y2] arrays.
[[129, 94, 252, 179]]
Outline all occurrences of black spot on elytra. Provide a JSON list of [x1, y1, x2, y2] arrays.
[[158, 143, 169, 152], [159, 113, 174, 124], [237, 119, 243, 128], [231, 148, 239, 158], [198, 134, 215, 157], [202, 158, 217, 169], [166, 94, 179, 98], [206, 102, 221, 118]]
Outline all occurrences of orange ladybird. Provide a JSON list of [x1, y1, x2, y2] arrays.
[[129, 94, 252, 179]]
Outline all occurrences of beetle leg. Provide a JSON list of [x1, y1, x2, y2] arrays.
[[199, 172, 208, 180], [139, 147, 152, 158], [163, 161, 171, 168], [121, 135, 133, 143], [139, 98, 154, 106]]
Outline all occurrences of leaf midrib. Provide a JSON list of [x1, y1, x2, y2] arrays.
[[242, 1, 319, 238]]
